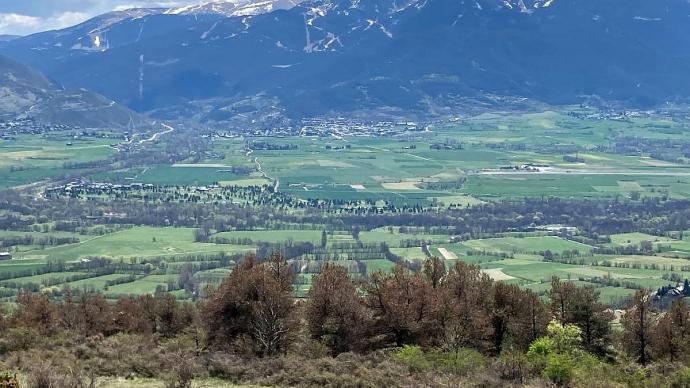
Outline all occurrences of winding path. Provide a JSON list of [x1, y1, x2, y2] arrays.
[[139, 123, 175, 144], [248, 147, 280, 192]]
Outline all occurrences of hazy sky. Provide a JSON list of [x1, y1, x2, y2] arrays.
[[0, 0, 200, 35]]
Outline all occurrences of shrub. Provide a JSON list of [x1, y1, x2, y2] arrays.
[[527, 337, 554, 358], [164, 358, 194, 388], [0, 372, 18, 388], [493, 351, 534, 381], [393, 346, 486, 375], [572, 357, 646, 388], [0, 327, 41, 353], [528, 321, 581, 358], [545, 321, 582, 355], [671, 367, 690, 388], [393, 345, 429, 372], [164, 369, 193, 388], [543, 354, 575, 386], [163, 346, 197, 388], [27, 363, 93, 388], [428, 348, 486, 375]]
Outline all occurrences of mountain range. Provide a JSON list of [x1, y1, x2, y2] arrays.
[[1, 0, 689, 125]]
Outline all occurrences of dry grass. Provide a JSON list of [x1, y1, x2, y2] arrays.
[[481, 268, 516, 281]]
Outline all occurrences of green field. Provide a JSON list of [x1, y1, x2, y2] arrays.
[[0, 132, 116, 188], [14, 227, 252, 261], [459, 236, 592, 255], [363, 259, 397, 275], [0, 271, 86, 285], [607, 233, 676, 246], [358, 230, 449, 246], [93, 165, 247, 186], [105, 275, 177, 296]]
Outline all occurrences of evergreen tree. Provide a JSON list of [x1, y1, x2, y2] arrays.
[[321, 230, 328, 249]]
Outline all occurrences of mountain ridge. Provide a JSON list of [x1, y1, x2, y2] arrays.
[[1, 0, 688, 125]]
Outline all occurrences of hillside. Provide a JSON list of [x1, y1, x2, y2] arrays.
[[0, 55, 149, 129]]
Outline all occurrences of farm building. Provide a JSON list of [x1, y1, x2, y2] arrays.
[[0, 252, 11, 261]]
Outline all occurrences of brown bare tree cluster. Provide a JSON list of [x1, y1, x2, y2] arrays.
[[305, 263, 367, 355], [200, 254, 296, 357], [306, 258, 552, 356], [653, 298, 690, 362], [622, 290, 690, 365], [11, 289, 196, 338], [4, 254, 301, 359]]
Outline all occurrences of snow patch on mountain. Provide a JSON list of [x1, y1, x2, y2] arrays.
[[201, 21, 221, 39], [166, 0, 303, 17], [634, 16, 662, 22]]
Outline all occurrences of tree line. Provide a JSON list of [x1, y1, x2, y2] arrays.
[[5, 187, 690, 245]]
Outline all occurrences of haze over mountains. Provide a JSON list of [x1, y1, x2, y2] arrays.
[[1, 0, 689, 125]]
